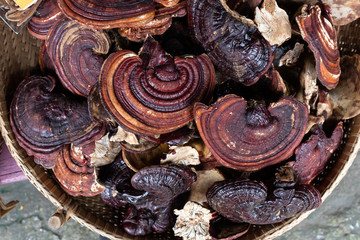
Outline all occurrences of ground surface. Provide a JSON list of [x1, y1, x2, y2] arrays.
[[0, 150, 359, 240]]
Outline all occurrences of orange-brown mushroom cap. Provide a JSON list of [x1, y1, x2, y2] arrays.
[[57, 0, 156, 29], [99, 36, 216, 136], [27, 0, 63, 40], [53, 144, 105, 197], [194, 94, 308, 171], [296, 2, 340, 90], [118, 1, 187, 42]]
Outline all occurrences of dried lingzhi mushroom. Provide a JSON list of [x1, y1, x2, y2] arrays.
[[99, 36, 215, 136], [194, 94, 308, 171]]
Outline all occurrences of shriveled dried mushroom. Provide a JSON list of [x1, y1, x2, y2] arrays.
[[89, 132, 122, 167], [323, 0, 360, 26], [160, 146, 200, 166], [278, 42, 304, 67], [329, 54, 360, 119], [289, 121, 343, 184], [254, 0, 291, 46], [173, 201, 213, 240], [296, 55, 318, 110]]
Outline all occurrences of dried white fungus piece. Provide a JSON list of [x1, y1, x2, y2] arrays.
[[109, 126, 139, 144], [255, 0, 291, 46], [89, 133, 122, 167], [296, 56, 318, 111], [160, 146, 200, 165], [279, 43, 304, 67], [173, 201, 213, 240]]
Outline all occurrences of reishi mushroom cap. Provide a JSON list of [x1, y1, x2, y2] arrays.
[[187, 0, 274, 85], [53, 144, 105, 197], [10, 75, 106, 168], [194, 94, 308, 171], [206, 179, 321, 224], [118, 1, 187, 42], [57, 0, 156, 29], [27, 0, 63, 40], [131, 165, 197, 206], [296, 2, 341, 90], [46, 18, 111, 97], [99, 35, 216, 136]]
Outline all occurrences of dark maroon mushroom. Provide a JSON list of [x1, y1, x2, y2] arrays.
[[187, 0, 274, 85], [46, 18, 111, 96], [99, 152, 135, 207], [207, 179, 321, 224], [122, 206, 155, 236], [27, 0, 63, 39], [100, 163, 196, 235], [194, 94, 308, 171], [10, 75, 106, 168], [288, 121, 343, 184]]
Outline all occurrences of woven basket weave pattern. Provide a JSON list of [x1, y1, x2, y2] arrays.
[[0, 17, 360, 240]]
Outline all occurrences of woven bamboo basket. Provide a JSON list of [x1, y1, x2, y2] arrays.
[[1, 15, 360, 240]]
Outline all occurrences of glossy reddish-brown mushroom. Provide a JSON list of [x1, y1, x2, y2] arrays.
[[194, 94, 308, 171], [27, 0, 63, 39], [57, 0, 155, 29], [187, 0, 274, 85], [296, 2, 340, 90], [289, 122, 343, 184], [46, 18, 111, 97], [99, 35, 216, 136], [53, 144, 104, 196], [10, 75, 106, 168], [118, 2, 187, 42], [207, 179, 321, 224]]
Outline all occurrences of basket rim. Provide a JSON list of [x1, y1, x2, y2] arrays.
[[1, 25, 360, 240]]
